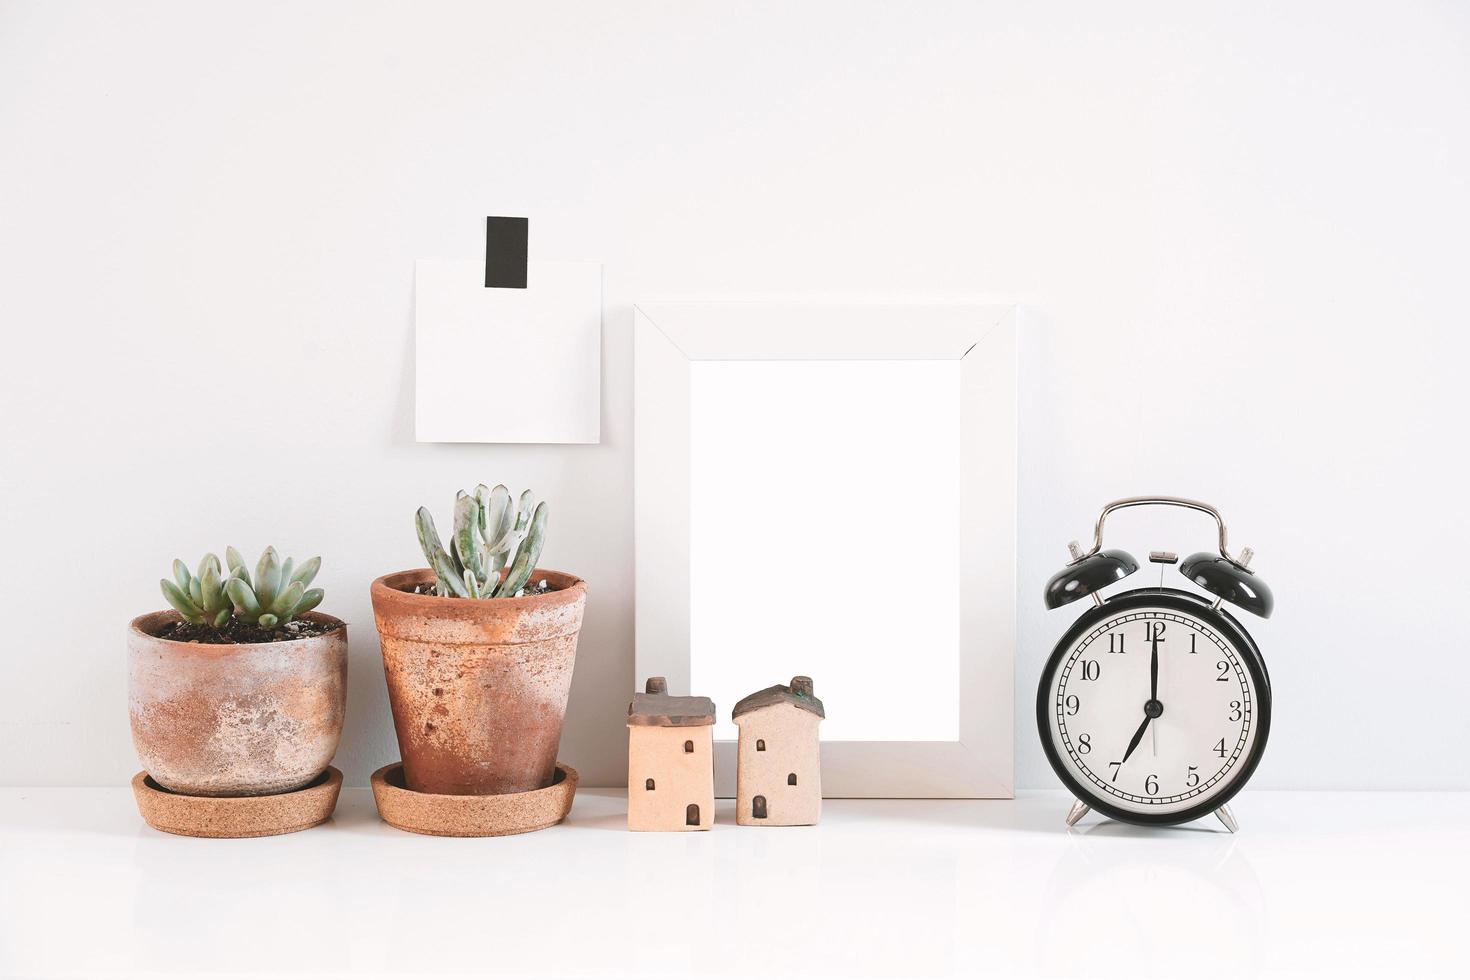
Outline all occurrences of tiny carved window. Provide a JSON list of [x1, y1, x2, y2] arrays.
[[756, 739, 766, 751], [645, 778, 655, 791], [752, 795, 767, 819], [684, 739, 694, 753], [788, 773, 797, 786]]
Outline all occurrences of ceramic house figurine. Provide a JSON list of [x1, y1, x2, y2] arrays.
[[626, 677, 715, 831], [733, 676, 824, 826]]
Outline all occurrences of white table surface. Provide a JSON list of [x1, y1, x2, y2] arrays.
[[0, 787, 1463, 979]]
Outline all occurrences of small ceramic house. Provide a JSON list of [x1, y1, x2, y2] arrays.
[[732, 676, 824, 826], [627, 677, 715, 832]]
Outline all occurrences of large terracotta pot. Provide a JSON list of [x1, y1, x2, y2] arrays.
[[127, 611, 348, 797], [370, 568, 586, 796]]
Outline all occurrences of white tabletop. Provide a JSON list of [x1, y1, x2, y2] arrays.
[[1, 787, 1463, 979]]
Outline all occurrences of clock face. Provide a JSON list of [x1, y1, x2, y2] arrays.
[[1042, 595, 1268, 819]]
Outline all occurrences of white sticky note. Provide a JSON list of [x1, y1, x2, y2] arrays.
[[415, 259, 601, 443]]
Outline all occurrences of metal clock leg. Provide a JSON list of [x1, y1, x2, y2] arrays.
[[1214, 803, 1239, 833], [1065, 800, 1091, 827]]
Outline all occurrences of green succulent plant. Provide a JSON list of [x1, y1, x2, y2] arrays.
[[159, 554, 234, 628], [415, 484, 547, 599], [159, 547, 324, 629]]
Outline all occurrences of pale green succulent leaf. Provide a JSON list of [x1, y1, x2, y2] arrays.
[[453, 494, 486, 583], [417, 507, 468, 596], [481, 488, 516, 574], [226, 576, 263, 621], [270, 581, 305, 618], [290, 556, 321, 588], [199, 562, 225, 615], [172, 560, 192, 593], [255, 547, 281, 608], [498, 501, 546, 597], [161, 579, 204, 623], [514, 490, 536, 532], [415, 507, 446, 565], [225, 546, 251, 587]]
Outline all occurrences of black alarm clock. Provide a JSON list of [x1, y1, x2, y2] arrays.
[[1037, 496, 1273, 832]]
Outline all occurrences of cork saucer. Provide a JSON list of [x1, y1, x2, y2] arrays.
[[132, 767, 343, 838], [371, 762, 578, 837]]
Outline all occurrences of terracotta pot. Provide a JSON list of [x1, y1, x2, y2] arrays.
[[127, 611, 348, 797], [370, 568, 586, 796]]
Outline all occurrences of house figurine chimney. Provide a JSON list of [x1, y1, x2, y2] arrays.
[[646, 676, 668, 695], [790, 676, 814, 698]]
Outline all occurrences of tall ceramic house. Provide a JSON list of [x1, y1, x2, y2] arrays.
[[733, 676, 824, 826], [626, 677, 715, 832]]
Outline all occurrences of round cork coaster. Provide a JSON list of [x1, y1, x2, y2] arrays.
[[371, 762, 578, 837], [132, 767, 343, 838]]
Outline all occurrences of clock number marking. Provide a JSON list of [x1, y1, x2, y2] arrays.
[[1064, 694, 1080, 716], [1188, 632, 1198, 654], [1186, 765, 1200, 787], [1214, 738, 1228, 759], [1216, 660, 1230, 681], [1145, 774, 1159, 796], [1077, 733, 1091, 754], [1229, 700, 1243, 722], [1145, 621, 1166, 653], [1108, 632, 1126, 654], [1108, 761, 1122, 782], [1078, 659, 1101, 681]]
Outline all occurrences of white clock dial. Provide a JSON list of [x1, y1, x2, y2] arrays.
[[1047, 607, 1260, 816]]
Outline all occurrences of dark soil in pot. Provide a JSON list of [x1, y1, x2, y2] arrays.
[[407, 577, 559, 598], [153, 618, 338, 644]]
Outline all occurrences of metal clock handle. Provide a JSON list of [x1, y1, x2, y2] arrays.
[[1069, 495, 1251, 569]]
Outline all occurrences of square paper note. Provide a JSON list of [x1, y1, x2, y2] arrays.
[[415, 259, 601, 443]]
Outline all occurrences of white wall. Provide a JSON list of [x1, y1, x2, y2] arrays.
[[3, 0, 1466, 790]]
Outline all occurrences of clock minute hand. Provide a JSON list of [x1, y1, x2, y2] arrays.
[[1120, 712, 1152, 765], [1150, 639, 1159, 702], [1149, 631, 1161, 756]]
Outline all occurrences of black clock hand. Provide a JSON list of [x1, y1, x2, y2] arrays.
[[1149, 632, 1161, 756], [1150, 642, 1159, 702], [1121, 637, 1164, 766], [1120, 712, 1151, 765]]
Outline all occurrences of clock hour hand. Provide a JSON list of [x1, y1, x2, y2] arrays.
[[1120, 712, 1151, 765]]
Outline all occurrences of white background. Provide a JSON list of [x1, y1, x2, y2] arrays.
[[2, 0, 1466, 791]]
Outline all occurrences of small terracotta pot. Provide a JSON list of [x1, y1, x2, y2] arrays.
[[370, 568, 586, 796], [127, 611, 348, 797]]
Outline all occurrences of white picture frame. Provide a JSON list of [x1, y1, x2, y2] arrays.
[[634, 302, 1018, 798]]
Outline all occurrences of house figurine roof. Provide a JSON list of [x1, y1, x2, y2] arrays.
[[732, 676, 825, 720], [627, 676, 715, 727]]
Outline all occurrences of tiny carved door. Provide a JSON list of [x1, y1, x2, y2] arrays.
[[752, 795, 767, 819], [686, 803, 700, 826]]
